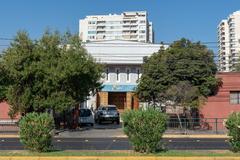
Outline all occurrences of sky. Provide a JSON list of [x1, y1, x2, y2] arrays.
[[0, 0, 240, 53]]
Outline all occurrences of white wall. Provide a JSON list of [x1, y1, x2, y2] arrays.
[[104, 65, 141, 85], [83, 40, 167, 64]]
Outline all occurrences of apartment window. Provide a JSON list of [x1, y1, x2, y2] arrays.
[[88, 36, 95, 39], [116, 68, 120, 82], [139, 30, 145, 33], [139, 25, 146, 29], [106, 21, 122, 24], [230, 91, 240, 104], [106, 68, 109, 81], [88, 26, 96, 29], [140, 20, 146, 23], [126, 68, 130, 82], [137, 68, 141, 80], [88, 21, 96, 24], [88, 31, 96, 34]]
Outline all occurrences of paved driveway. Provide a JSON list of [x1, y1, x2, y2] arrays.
[[57, 122, 125, 138]]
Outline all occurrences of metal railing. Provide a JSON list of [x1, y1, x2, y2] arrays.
[[166, 118, 227, 134], [0, 118, 228, 136]]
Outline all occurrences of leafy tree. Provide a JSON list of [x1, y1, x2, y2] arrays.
[[136, 38, 220, 114], [165, 81, 202, 128], [0, 55, 9, 101], [0, 31, 103, 118]]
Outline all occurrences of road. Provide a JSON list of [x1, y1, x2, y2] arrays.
[[0, 138, 230, 150]]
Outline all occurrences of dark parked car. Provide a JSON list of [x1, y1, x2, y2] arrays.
[[94, 105, 120, 124]]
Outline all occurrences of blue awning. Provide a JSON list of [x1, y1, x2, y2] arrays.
[[101, 84, 137, 92]]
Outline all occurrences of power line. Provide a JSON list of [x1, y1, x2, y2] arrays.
[[0, 37, 13, 41]]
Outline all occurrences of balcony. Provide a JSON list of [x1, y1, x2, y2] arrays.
[[97, 21, 106, 24], [96, 26, 106, 30]]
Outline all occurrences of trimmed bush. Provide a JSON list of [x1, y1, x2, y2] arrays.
[[19, 112, 55, 152], [226, 112, 240, 152], [122, 108, 167, 153]]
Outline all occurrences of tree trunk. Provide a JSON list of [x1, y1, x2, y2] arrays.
[[176, 113, 183, 129]]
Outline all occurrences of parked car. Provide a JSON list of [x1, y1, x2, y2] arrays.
[[79, 108, 94, 126], [94, 105, 120, 124]]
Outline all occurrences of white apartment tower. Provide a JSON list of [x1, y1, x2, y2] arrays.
[[218, 20, 230, 71], [79, 11, 154, 43], [218, 11, 240, 71]]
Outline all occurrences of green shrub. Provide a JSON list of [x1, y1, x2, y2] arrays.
[[226, 112, 240, 152], [19, 112, 55, 152], [122, 108, 167, 153]]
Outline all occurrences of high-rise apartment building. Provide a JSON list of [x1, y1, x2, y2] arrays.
[[218, 11, 240, 72], [79, 11, 154, 43], [218, 20, 230, 71]]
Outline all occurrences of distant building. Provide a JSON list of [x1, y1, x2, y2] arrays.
[[79, 11, 154, 43], [218, 11, 240, 72], [82, 40, 167, 111]]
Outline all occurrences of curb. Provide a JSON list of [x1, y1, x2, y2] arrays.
[[0, 134, 229, 139], [115, 134, 229, 139], [0, 135, 19, 138], [162, 134, 229, 139], [0, 156, 240, 160]]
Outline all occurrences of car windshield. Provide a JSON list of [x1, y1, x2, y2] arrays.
[[107, 107, 117, 111], [80, 109, 91, 117]]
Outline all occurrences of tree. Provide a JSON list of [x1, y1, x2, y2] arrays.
[[0, 31, 103, 118], [165, 81, 202, 128], [136, 38, 220, 114]]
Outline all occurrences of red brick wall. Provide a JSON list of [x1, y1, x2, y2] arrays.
[[200, 72, 240, 119], [0, 101, 11, 119]]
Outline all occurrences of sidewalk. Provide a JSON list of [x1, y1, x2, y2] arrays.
[[0, 133, 229, 139], [0, 123, 229, 138], [0, 156, 240, 160]]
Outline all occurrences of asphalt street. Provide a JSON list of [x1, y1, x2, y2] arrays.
[[0, 138, 230, 150]]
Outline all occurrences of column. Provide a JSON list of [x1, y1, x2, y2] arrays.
[[98, 92, 108, 106]]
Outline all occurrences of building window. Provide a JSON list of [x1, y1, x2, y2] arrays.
[[116, 68, 120, 82], [88, 21, 96, 24], [88, 26, 96, 29], [106, 68, 109, 81], [126, 68, 130, 82], [88, 36, 95, 39], [139, 25, 146, 29], [88, 31, 96, 34], [137, 68, 141, 80], [230, 91, 240, 104]]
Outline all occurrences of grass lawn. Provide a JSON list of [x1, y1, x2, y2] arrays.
[[0, 150, 240, 157]]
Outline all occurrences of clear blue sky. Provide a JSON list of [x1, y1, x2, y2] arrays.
[[0, 0, 240, 52]]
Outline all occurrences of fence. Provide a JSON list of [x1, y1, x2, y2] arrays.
[[166, 118, 228, 134], [0, 118, 228, 136]]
